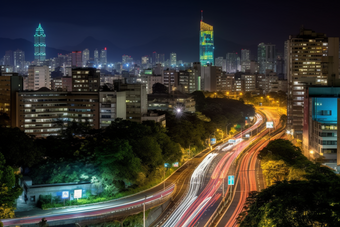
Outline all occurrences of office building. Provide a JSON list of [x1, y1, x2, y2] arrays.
[[99, 91, 126, 128], [15, 90, 100, 137], [4, 50, 13, 66], [226, 53, 240, 73], [286, 28, 339, 139], [27, 65, 51, 90], [170, 53, 177, 67], [303, 87, 339, 168], [34, 23, 46, 63], [82, 49, 90, 67], [148, 91, 196, 113], [241, 49, 250, 72], [72, 67, 100, 92], [14, 49, 25, 73], [100, 48, 107, 65], [120, 84, 147, 122], [71, 51, 82, 67], [199, 17, 214, 66], [200, 65, 222, 92], [94, 49, 99, 65], [215, 57, 226, 72], [258, 43, 276, 74], [163, 69, 178, 90], [0, 73, 23, 127]]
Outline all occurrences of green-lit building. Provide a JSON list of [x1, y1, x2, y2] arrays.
[[200, 21, 214, 66], [34, 23, 46, 62]]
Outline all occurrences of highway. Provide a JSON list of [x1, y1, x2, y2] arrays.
[[214, 107, 285, 227], [159, 113, 265, 227], [3, 119, 236, 226]]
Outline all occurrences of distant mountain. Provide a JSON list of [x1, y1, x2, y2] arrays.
[[0, 36, 258, 63], [0, 38, 69, 62]]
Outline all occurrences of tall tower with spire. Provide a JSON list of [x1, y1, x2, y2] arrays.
[[34, 23, 46, 62], [199, 11, 214, 66]]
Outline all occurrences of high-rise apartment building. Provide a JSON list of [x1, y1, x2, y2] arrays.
[[100, 48, 107, 65], [200, 65, 222, 92], [287, 28, 339, 139], [120, 84, 147, 123], [82, 49, 90, 67], [257, 43, 276, 74], [71, 51, 82, 67], [241, 49, 250, 72], [4, 50, 13, 66], [27, 65, 51, 90], [226, 53, 239, 73], [0, 73, 23, 127], [72, 67, 100, 92], [170, 53, 177, 67], [14, 49, 25, 73], [34, 23, 46, 63], [94, 49, 99, 65], [199, 19, 214, 66]]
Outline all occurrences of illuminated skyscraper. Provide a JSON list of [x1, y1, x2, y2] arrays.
[[199, 12, 214, 66], [100, 48, 107, 65], [34, 23, 46, 62], [170, 53, 177, 67], [94, 49, 99, 65], [82, 48, 90, 66]]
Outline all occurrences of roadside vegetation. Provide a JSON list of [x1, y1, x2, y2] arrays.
[[0, 91, 254, 212], [238, 139, 340, 226]]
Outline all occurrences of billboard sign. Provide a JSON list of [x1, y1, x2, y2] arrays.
[[74, 189, 82, 199], [211, 138, 216, 145], [172, 162, 179, 167], [266, 121, 274, 128], [62, 191, 69, 199], [228, 139, 236, 144], [228, 175, 234, 185]]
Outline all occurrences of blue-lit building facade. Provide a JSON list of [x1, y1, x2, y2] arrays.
[[303, 87, 339, 170], [34, 23, 46, 62], [199, 21, 214, 66]]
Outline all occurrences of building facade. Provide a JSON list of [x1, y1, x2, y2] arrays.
[[27, 65, 51, 90], [34, 24, 46, 63], [257, 43, 276, 74], [72, 68, 100, 92], [286, 28, 339, 139], [199, 21, 214, 66]]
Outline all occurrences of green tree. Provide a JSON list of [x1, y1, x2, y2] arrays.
[[95, 139, 141, 194], [0, 127, 41, 167], [0, 152, 23, 219]]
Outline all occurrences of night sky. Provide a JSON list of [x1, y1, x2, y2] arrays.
[[2, 0, 340, 52]]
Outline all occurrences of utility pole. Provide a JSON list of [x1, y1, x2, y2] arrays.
[[163, 167, 165, 191]]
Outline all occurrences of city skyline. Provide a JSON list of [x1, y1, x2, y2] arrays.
[[2, 0, 340, 53]]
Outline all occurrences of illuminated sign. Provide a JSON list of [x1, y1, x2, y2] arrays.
[[228, 175, 234, 185], [164, 163, 170, 168], [228, 139, 236, 143], [172, 162, 179, 167], [74, 189, 82, 199], [211, 138, 216, 145], [62, 191, 69, 199], [266, 121, 274, 128]]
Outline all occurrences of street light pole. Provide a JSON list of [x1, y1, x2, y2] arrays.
[[163, 167, 165, 191], [143, 195, 146, 227]]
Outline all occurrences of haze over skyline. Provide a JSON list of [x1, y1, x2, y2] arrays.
[[2, 0, 340, 52]]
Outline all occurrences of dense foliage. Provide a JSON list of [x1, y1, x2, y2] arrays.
[[0, 152, 23, 220], [238, 139, 340, 226]]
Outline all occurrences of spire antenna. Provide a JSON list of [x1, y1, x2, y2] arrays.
[[201, 10, 203, 21]]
